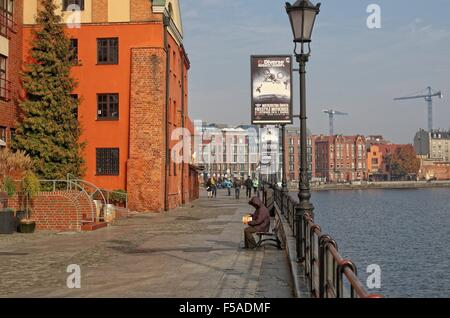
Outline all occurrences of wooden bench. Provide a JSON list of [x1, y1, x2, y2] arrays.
[[255, 217, 282, 250]]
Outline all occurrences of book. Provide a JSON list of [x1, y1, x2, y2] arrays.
[[242, 215, 253, 224]]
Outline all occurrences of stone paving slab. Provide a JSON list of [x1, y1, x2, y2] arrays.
[[0, 191, 293, 298]]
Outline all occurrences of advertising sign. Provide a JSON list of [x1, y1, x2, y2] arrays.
[[251, 55, 293, 125]]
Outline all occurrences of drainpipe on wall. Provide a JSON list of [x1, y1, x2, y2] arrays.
[[181, 52, 186, 205], [164, 15, 170, 212]]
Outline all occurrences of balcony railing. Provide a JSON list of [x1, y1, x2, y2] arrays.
[[266, 185, 382, 298], [0, 9, 16, 39], [0, 77, 11, 101]]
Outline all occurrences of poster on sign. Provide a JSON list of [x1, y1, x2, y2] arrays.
[[251, 55, 293, 125]]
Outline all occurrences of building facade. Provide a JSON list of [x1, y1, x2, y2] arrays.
[[419, 159, 450, 180], [197, 123, 260, 181], [414, 129, 450, 161], [20, 0, 197, 212], [0, 0, 22, 148], [283, 127, 315, 182], [315, 135, 367, 183]]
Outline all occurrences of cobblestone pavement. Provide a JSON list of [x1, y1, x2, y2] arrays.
[[0, 191, 293, 298]]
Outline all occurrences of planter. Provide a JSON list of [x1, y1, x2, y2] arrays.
[[18, 220, 36, 234], [104, 204, 116, 223], [0, 208, 15, 234], [15, 210, 27, 230]]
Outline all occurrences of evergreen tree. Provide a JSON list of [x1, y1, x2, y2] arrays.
[[13, 0, 85, 180]]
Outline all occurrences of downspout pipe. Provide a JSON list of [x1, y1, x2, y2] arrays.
[[164, 15, 170, 211], [181, 52, 186, 204]]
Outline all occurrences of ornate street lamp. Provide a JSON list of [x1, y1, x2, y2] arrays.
[[286, 0, 321, 43], [285, 0, 320, 261]]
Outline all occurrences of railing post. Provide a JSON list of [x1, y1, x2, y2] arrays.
[[295, 204, 305, 262], [319, 235, 331, 298]]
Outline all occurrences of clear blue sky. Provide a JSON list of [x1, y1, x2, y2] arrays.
[[180, 0, 450, 143]]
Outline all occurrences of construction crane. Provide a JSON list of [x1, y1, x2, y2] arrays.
[[323, 109, 348, 136], [394, 86, 443, 131]]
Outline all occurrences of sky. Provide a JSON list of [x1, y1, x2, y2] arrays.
[[180, 0, 450, 144]]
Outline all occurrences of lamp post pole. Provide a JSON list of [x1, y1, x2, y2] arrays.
[[285, 0, 321, 261], [281, 124, 288, 191], [297, 52, 314, 219]]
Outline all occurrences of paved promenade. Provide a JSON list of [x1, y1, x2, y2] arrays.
[[0, 191, 293, 298]]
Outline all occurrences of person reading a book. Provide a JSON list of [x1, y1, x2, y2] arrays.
[[242, 197, 270, 249]]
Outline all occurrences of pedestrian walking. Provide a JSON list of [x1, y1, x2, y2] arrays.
[[206, 176, 213, 198], [233, 177, 242, 199], [245, 176, 253, 198], [211, 176, 217, 198], [253, 179, 259, 196], [224, 178, 232, 196]]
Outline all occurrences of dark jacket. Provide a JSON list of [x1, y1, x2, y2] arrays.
[[247, 197, 270, 233], [245, 178, 253, 189]]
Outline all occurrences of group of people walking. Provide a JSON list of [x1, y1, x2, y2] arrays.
[[205, 175, 260, 200]]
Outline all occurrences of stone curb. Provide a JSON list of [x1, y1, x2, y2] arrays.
[[274, 202, 310, 298]]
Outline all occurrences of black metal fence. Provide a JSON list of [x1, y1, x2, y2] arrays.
[[265, 184, 382, 298]]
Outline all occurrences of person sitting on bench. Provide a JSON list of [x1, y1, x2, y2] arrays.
[[243, 197, 270, 249]]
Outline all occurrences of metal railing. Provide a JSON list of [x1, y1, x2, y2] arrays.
[[268, 184, 382, 298], [67, 174, 128, 210], [38, 179, 96, 223], [9, 176, 129, 224]]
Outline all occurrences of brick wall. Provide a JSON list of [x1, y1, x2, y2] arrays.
[[127, 47, 166, 212], [92, 0, 108, 22], [131, 0, 160, 22], [420, 164, 450, 180], [8, 191, 95, 232]]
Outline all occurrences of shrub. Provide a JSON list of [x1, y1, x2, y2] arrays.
[[0, 149, 32, 181], [2, 176, 16, 197], [109, 190, 127, 205], [22, 172, 41, 219]]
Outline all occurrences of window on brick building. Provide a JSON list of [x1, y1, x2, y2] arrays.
[[97, 38, 118, 64], [9, 128, 15, 142], [62, 0, 85, 11], [0, 0, 13, 14], [70, 39, 78, 64], [0, 126, 6, 147], [0, 54, 7, 100], [96, 148, 119, 176], [97, 93, 119, 120], [0, 0, 13, 38]]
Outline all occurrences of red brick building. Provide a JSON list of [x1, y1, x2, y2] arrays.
[[315, 135, 367, 183], [283, 127, 315, 182], [0, 0, 22, 149], [419, 159, 450, 181], [11, 0, 199, 212]]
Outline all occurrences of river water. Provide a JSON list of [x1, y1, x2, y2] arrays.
[[307, 188, 450, 298]]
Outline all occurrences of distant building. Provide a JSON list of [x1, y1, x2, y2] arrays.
[[366, 135, 389, 146], [315, 135, 367, 183], [282, 127, 315, 182], [414, 129, 450, 161], [367, 143, 418, 181], [367, 144, 384, 180], [419, 159, 450, 181], [197, 123, 260, 180]]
